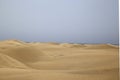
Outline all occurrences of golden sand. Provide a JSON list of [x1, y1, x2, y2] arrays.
[[0, 40, 119, 80]]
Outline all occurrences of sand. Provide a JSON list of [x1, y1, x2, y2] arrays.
[[0, 40, 119, 80]]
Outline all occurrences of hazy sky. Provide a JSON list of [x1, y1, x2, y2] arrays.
[[0, 0, 119, 44]]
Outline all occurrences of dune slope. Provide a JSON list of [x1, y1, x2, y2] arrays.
[[0, 53, 28, 68]]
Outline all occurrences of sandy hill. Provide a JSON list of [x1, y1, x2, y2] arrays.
[[0, 40, 26, 51], [0, 40, 119, 80]]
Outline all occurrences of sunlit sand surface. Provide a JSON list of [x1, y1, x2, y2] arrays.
[[0, 40, 119, 80]]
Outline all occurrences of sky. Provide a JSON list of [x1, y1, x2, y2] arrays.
[[0, 0, 119, 44]]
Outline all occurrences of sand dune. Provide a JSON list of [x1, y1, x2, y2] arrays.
[[60, 43, 85, 48], [0, 40, 119, 80], [0, 40, 25, 45], [84, 44, 118, 49]]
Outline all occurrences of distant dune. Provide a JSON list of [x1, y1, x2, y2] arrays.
[[60, 43, 86, 48], [0, 40, 119, 80], [84, 44, 118, 49]]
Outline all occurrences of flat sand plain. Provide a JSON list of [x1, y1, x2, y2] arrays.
[[0, 40, 119, 80]]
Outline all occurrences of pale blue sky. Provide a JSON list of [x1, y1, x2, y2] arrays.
[[0, 0, 119, 44]]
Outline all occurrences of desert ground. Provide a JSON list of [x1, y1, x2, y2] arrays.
[[0, 40, 119, 80]]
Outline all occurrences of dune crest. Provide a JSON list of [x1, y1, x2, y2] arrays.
[[0, 39, 25, 44]]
